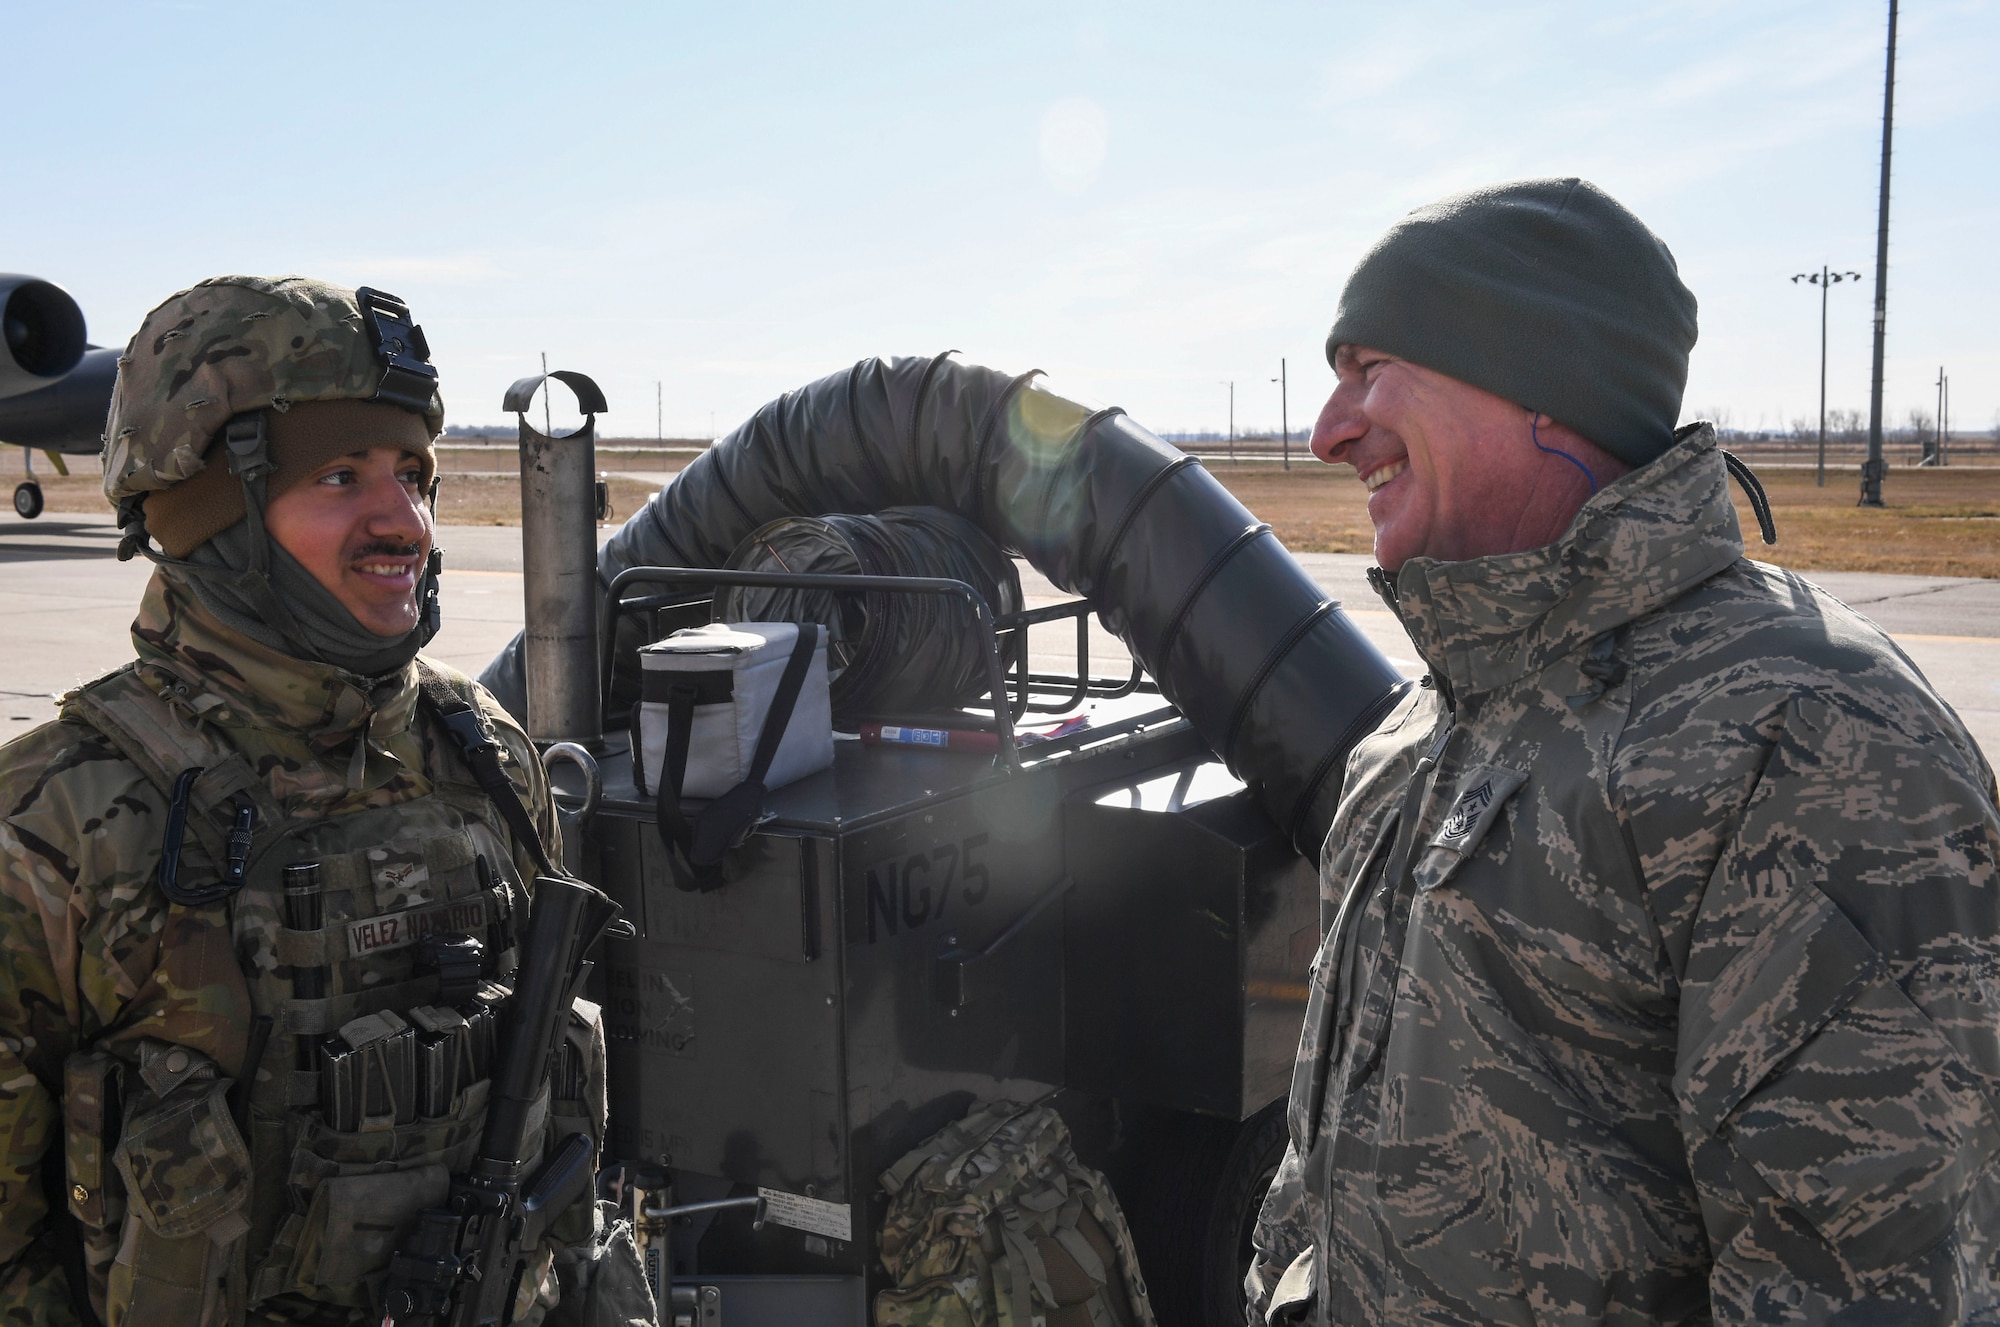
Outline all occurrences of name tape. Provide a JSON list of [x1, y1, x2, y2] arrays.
[[347, 896, 489, 957]]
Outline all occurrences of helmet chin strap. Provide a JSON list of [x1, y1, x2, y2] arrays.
[[116, 410, 444, 669], [420, 476, 443, 641], [218, 412, 330, 662]]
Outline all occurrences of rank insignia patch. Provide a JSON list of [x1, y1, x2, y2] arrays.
[[1427, 765, 1528, 861]]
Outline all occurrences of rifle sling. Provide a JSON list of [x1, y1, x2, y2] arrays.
[[415, 661, 556, 879]]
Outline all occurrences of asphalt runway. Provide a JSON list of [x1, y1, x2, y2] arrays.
[[2, 514, 1994, 767]]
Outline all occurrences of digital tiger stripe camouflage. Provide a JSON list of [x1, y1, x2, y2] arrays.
[[1247, 425, 2000, 1325]]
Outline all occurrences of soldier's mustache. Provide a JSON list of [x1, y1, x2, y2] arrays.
[[349, 540, 424, 560]]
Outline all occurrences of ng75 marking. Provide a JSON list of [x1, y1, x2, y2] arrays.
[[863, 832, 990, 943]]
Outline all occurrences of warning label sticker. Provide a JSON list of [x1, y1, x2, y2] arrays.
[[757, 1188, 852, 1242]]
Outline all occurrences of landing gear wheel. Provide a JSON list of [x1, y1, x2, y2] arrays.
[[13, 482, 43, 519]]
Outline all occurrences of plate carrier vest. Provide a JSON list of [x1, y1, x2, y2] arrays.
[[55, 656, 603, 1326]]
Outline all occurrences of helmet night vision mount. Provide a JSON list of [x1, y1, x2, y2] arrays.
[[355, 286, 439, 413]]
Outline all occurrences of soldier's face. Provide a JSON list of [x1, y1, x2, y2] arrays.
[[1311, 346, 1614, 573], [264, 446, 433, 636]]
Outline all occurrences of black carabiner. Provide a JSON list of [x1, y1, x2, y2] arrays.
[[157, 767, 256, 906]]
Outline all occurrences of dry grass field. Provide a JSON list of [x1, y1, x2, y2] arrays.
[[16, 456, 1998, 580], [1205, 460, 2000, 580], [432, 474, 666, 527], [1711, 467, 2000, 579]]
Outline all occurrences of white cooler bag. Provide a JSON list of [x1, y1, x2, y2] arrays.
[[637, 622, 833, 888]]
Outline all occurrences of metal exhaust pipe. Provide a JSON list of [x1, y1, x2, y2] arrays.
[[502, 370, 606, 747]]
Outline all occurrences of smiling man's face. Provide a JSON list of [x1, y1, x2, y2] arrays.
[[263, 445, 433, 636], [1310, 344, 1625, 573]]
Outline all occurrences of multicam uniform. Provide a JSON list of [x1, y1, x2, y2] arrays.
[[0, 570, 601, 1325], [1248, 426, 2000, 1324]]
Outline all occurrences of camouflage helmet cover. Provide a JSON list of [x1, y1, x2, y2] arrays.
[[102, 275, 446, 504]]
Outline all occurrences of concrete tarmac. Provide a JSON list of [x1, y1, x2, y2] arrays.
[[2, 515, 1994, 766]]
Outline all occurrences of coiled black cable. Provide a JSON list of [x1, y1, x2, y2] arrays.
[[718, 506, 1023, 719]]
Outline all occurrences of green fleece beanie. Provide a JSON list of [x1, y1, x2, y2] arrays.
[[1325, 177, 1698, 468]]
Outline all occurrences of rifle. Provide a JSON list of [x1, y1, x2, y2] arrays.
[[381, 873, 624, 1326]]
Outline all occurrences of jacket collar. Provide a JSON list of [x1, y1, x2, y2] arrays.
[[131, 569, 421, 756], [1374, 424, 1744, 701]]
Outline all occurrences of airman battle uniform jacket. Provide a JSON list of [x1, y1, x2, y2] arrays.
[[1247, 426, 2000, 1325], [0, 570, 591, 1326]]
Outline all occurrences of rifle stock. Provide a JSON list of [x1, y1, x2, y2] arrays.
[[383, 874, 622, 1326]]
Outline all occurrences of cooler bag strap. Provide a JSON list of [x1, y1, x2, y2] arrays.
[[661, 680, 704, 810], [650, 668, 718, 880], [743, 622, 821, 790], [658, 623, 820, 891]]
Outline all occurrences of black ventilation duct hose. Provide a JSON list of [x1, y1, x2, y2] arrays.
[[480, 354, 1409, 855]]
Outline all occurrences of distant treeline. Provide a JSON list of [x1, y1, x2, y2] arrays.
[[1689, 406, 1997, 447]]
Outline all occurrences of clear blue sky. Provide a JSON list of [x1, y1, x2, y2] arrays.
[[5, 0, 1994, 442]]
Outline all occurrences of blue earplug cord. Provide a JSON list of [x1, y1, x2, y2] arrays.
[[1530, 411, 1597, 494]]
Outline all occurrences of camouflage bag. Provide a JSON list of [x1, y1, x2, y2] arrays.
[[547, 1202, 660, 1327], [874, 1100, 1156, 1327]]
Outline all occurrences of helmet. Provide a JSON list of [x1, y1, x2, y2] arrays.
[[103, 275, 449, 673], [103, 275, 445, 507]]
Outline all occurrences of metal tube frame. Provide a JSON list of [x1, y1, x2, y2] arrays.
[[604, 573, 1152, 743], [605, 566, 1027, 768], [997, 598, 1148, 713]]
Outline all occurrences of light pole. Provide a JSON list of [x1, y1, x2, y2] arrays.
[[1933, 367, 1949, 466], [1861, 0, 1898, 507], [1220, 380, 1235, 463], [1270, 358, 1289, 471], [1792, 267, 1860, 487], [656, 381, 663, 442]]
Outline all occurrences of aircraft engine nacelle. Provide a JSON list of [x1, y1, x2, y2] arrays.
[[1, 275, 88, 401], [0, 345, 119, 451]]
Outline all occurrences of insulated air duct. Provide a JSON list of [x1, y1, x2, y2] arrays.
[[481, 354, 1407, 853]]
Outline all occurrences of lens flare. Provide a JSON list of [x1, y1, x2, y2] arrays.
[[994, 382, 1095, 554]]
